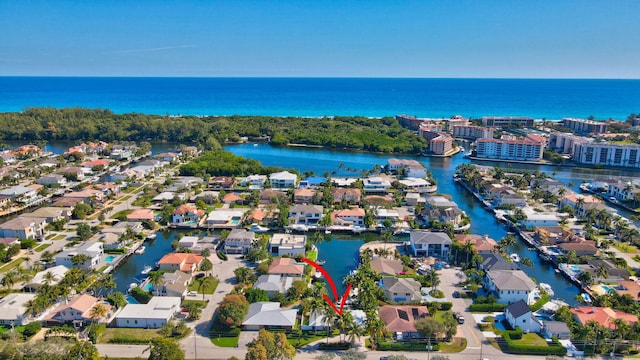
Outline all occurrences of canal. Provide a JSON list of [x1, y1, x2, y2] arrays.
[[222, 143, 630, 305]]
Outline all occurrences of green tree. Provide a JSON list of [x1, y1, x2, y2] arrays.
[[246, 329, 296, 360], [148, 338, 185, 360], [72, 203, 92, 219], [76, 223, 93, 240], [414, 317, 444, 341], [234, 267, 256, 285], [66, 341, 100, 360], [200, 258, 213, 273], [217, 294, 249, 329], [441, 312, 459, 340]]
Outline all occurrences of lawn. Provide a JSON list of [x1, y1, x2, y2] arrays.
[[211, 335, 239, 347], [188, 276, 219, 294], [286, 330, 338, 348], [0, 257, 26, 272], [516, 333, 548, 346], [99, 328, 163, 344], [34, 243, 51, 252], [53, 234, 67, 240], [306, 250, 318, 261], [111, 209, 133, 221], [439, 337, 467, 353], [615, 243, 639, 254]]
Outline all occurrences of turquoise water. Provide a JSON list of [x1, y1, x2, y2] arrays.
[[230, 219, 240, 225], [125, 295, 139, 304], [104, 255, 116, 262], [601, 285, 615, 293], [1, 77, 639, 119], [570, 265, 581, 271]]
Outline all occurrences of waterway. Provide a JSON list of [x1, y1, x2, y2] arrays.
[[222, 143, 638, 305], [112, 230, 180, 294]]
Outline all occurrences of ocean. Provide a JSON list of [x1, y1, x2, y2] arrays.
[[0, 77, 639, 120]]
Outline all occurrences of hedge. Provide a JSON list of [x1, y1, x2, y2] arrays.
[[318, 342, 351, 350], [376, 342, 440, 351], [469, 303, 506, 312], [108, 337, 156, 344], [104, 248, 127, 254], [530, 293, 551, 312], [217, 251, 228, 261], [439, 302, 453, 311], [502, 333, 566, 356]]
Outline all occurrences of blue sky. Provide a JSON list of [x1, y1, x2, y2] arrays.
[[1, 1, 639, 78]]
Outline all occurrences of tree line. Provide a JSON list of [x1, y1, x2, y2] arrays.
[[0, 107, 427, 154]]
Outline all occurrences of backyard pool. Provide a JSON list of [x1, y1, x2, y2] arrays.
[[105, 255, 116, 262], [125, 295, 139, 304], [570, 265, 581, 271]]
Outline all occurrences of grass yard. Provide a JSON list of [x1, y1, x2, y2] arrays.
[[286, 330, 338, 348], [515, 333, 548, 346], [34, 243, 51, 252], [98, 328, 163, 344], [53, 234, 67, 240], [615, 243, 639, 254], [306, 250, 318, 261], [0, 257, 26, 272], [188, 276, 219, 294], [211, 335, 239, 347], [439, 337, 467, 353]]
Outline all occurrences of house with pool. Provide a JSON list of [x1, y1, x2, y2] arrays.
[[55, 241, 104, 269]]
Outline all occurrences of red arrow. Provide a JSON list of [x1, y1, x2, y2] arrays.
[[302, 258, 352, 316]]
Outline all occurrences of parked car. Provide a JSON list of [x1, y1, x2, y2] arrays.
[[452, 291, 460, 298], [187, 291, 197, 297], [453, 312, 465, 324]]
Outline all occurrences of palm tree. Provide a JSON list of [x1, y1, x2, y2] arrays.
[[149, 271, 164, 296], [197, 276, 214, 302], [322, 301, 337, 343], [90, 303, 108, 324], [595, 264, 609, 280], [2, 271, 18, 289], [98, 274, 116, 296], [42, 271, 56, 286], [520, 258, 533, 267], [364, 311, 386, 349], [343, 312, 361, 344]]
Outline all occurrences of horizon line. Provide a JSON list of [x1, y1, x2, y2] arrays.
[[1, 75, 640, 81]]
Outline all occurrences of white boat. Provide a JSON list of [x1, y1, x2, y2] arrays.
[[509, 253, 521, 262], [141, 265, 153, 275], [581, 293, 592, 303], [128, 283, 138, 292], [248, 224, 270, 233], [314, 271, 323, 279], [539, 283, 555, 297], [316, 260, 326, 265], [134, 246, 146, 255], [324, 229, 331, 234], [145, 233, 157, 241]]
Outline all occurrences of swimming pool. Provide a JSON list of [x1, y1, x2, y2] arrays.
[[601, 285, 616, 293], [570, 265, 581, 271], [105, 255, 116, 262], [125, 295, 139, 304]]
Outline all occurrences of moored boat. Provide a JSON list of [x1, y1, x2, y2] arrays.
[[539, 283, 555, 297], [509, 253, 521, 262], [141, 265, 153, 275], [248, 223, 270, 233], [135, 246, 146, 255]]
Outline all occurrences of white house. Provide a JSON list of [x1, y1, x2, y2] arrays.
[[504, 299, 541, 333], [242, 174, 268, 189], [521, 211, 559, 229], [55, 242, 104, 269], [115, 297, 181, 328], [178, 236, 199, 249], [363, 177, 392, 193], [387, 159, 427, 178], [242, 302, 297, 330], [269, 171, 297, 189], [205, 209, 244, 227], [28, 265, 69, 290], [0, 216, 47, 239], [224, 229, 256, 254], [0, 293, 37, 325], [253, 274, 295, 297], [409, 231, 452, 258], [398, 178, 436, 193], [269, 234, 306, 257], [36, 174, 68, 187], [288, 205, 323, 226], [332, 208, 366, 228], [485, 270, 537, 305]]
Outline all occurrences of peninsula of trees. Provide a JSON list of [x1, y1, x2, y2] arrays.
[[0, 107, 427, 154]]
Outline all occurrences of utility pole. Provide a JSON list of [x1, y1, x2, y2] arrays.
[[194, 327, 198, 360], [479, 339, 483, 360]]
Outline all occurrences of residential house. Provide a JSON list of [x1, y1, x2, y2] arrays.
[[542, 321, 571, 340], [64, 189, 105, 205], [83, 159, 110, 170], [154, 152, 180, 162], [0, 237, 19, 246], [504, 300, 541, 333], [570, 306, 638, 330], [269, 234, 306, 257], [0, 152, 16, 165], [485, 270, 537, 304], [363, 177, 392, 193], [331, 188, 361, 204], [404, 193, 423, 207], [493, 190, 528, 208], [126, 208, 156, 222], [25, 207, 72, 223], [585, 259, 630, 282], [521, 208, 559, 228], [331, 208, 366, 228], [115, 297, 181, 329], [44, 294, 111, 326], [99, 233, 122, 250], [455, 234, 498, 253], [269, 171, 297, 189], [171, 204, 205, 225], [398, 178, 436, 194], [55, 167, 85, 180], [558, 241, 598, 257], [478, 253, 519, 272], [370, 258, 404, 276], [178, 236, 199, 249], [387, 159, 428, 178], [0, 216, 47, 239], [241, 174, 268, 189], [204, 209, 244, 227], [51, 197, 84, 207], [259, 189, 286, 204], [253, 274, 295, 297], [242, 302, 297, 330], [222, 193, 242, 204], [160, 271, 192, 297], [424, 195, 458, 209], [0, 293, 37, 325], [268, 257, 304, 277], [420, 207, 463, 227], [209, 176, 234, 189], [36, 174, 68, 187], [380, 276, 422, 303], [409, 231, 452, 258], [294, 189, 315, 204], [27, 265, 69, 291], [379, 305, 429, 339], [0, 185, 38, 204], [157, 253, 203, 273], [224, 229, 255, 254], [288, 205, 323, 226], [55, 242, 104, 269], [612, 280, 640, 301]]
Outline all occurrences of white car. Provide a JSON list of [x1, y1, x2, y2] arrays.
[[187, 291, 197, 297]]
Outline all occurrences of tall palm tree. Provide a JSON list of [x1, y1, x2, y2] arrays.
[[321, 301, 337, 343], [90, 303, 108, 324], [2, 271, 18, 289], [595, 264, 609, 280], [42, 271, 56, 286], [149, 271, 164, 296], [343, 312, 361, 344], [364, 311, 386, 349]]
